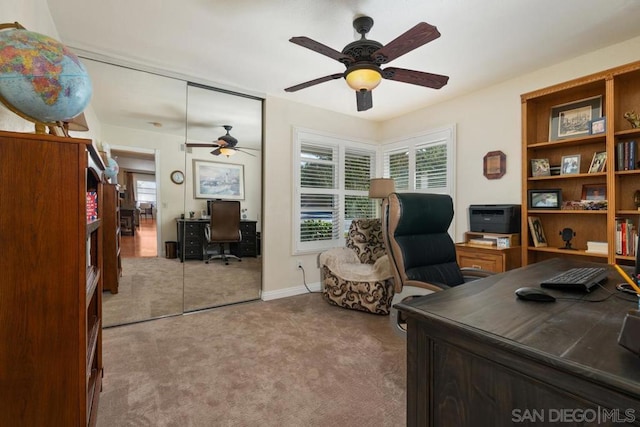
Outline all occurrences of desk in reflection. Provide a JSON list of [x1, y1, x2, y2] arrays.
[[176, 218, 257, 262]]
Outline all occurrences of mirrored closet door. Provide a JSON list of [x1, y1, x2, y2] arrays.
[[182, 83, 263, 312], [84, 59, 263, 327]]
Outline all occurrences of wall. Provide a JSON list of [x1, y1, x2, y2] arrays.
[[262, 97, 379, 298], [381, 34, 640, 243]]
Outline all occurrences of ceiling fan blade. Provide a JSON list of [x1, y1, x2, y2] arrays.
[[372, 22, 441, 64], [235, 146, 260, 151], [285, 73, 343, 92], [289, 37, 354, 64], [236, 148, 256, 157], [382, 67, 449, 89], [210, 148, 222, 156], [186, 142, 220, 148], [356, 90, 373, 112]]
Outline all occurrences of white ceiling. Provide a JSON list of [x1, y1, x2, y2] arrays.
[[46, 0, 640, 124]]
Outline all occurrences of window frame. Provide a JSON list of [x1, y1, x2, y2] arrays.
[[293, 128, 378, 254]]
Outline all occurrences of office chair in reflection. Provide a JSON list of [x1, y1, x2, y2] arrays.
[[204, 200, 242, 265]]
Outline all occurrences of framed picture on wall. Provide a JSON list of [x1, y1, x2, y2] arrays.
[[193, 159, 245, 200]]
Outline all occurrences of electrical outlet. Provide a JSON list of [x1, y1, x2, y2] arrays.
[[296, 261, 303, 269]]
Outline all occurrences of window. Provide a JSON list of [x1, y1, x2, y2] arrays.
[[294, 129, 377, 253], [135, 177, 157, 204], [383, 125, 455, 196]]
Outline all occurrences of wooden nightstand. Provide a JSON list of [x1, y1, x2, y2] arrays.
[[456, 232, 522, 273]]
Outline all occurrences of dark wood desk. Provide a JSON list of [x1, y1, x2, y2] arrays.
[[397, 258, 640, 426], [176, 218, 258, 262]]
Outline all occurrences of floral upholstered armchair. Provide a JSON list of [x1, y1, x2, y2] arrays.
[[318, 218, 394, 315]]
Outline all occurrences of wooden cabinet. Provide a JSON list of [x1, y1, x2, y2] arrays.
[[232, 221, 258, 257], [521, 60, 640, 267], [177, 219, 258, 261], [456, 232, 521, 273], [103, 183, 121, 294], [0, 131, 104, 426]]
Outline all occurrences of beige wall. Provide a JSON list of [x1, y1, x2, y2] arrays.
[[262, 97, 380, 297], [5, 0, 640, 298]]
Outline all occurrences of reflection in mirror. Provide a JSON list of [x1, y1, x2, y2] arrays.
[[83, 59, 188, 327], [182, 83, 263, 312]]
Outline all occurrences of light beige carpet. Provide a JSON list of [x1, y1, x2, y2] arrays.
[[103, 257, 261, 327], [97, 293, 406, 427]]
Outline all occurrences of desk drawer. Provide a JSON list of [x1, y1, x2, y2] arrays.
[[457, 248, 503, 273]]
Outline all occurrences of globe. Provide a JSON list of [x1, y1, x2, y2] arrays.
[[0, 27, 92, 124], [104, 157, 119, 179]]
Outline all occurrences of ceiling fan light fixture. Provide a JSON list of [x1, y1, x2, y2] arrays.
[[219, 147, 236, 156], [345, 66, 382, 91]]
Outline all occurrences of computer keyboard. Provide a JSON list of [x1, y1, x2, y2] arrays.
[[540, 267, 608, 292]]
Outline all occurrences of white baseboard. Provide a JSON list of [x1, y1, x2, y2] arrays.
[[261, 281, 322, 301]]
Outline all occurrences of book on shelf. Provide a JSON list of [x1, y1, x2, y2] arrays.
[[615, 217, 638, 256], [616, 140, 637, 171], [468, 237, 497, 247], [585, 241, 608, 254]]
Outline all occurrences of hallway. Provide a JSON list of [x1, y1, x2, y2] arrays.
[[120, 217, 157, 258]]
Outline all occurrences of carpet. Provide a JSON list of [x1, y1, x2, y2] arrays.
[[97, 293, 406, 426], [103, 257, 262, 327]]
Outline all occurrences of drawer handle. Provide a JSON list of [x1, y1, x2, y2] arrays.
[[471, 264, 482, 269]]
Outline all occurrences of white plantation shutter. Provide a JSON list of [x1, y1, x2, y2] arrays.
[[383, 126, 455, 196], [416, 141, 448, 193], [384, 149, 410, 191], [294, 129, 378, 253], [345, 148, 376, 225]]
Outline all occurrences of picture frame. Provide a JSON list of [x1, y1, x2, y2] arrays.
[[581, 183, 606, 201], [561, 154, 581, 175], [589, 117, 606, 135], [528, 216, 548, 248], [192, 159, 245, 200], [531, 158, 550, 177], [549, 96, 602, 141], [588, 151, 607, 173], [528, 188, 562, 210], [483, 150, 506, 179]]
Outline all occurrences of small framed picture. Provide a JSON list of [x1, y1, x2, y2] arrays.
[[588, 151, 607, 173], [531, 158, 550, 177], [581, 183, 606, 201], [528, 189, 562, 209], [561, 154, 581, 175], [589, 117, 606, 135], [528, 216, 548, 248]]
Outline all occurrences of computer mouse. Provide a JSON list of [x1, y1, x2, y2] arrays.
[[515, 287, 556, 302]]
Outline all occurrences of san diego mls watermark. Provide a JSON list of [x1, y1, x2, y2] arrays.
[[512, 407, 636, 424]]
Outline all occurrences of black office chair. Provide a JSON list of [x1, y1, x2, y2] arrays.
[[203, 200, 242, 265], [383, 193, 493, 333]]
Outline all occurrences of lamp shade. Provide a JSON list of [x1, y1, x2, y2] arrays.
[[64, 112, 89, 132], [369, 178, 395, 199], [345, 66, 382, 91]]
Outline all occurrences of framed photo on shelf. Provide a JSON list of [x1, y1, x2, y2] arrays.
[[581, 183, 606, 201], [589, 117, 606, 135], [528, 189, 561, 209], [527, 216, 548, 248], [561, 154, 581, 175], [192, 159, 245, 200], [531, 158, 550, 177], [588, 151, 607, 173], [549, 95, 602, 141]]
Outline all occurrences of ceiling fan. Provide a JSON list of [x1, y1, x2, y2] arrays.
[[285, 16, 449, 112], [185, 125, 258, 157]]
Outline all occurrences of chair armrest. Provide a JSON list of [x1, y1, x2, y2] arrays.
[[460, 267, 494, 281]]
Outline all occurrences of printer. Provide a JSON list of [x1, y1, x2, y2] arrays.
[[469, 204, 521, 234]]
